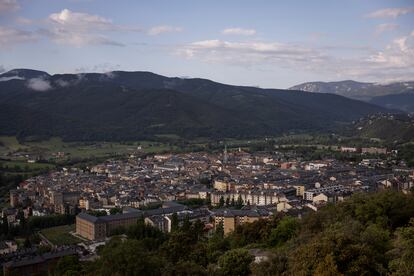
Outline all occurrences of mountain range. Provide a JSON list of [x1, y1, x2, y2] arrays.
[[0, 69, 388, 141], [289, 80, 414, 112]]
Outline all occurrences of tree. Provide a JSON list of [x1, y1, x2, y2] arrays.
[[163, 260, 206, 276], [388, 219, 414, 275], [219, 196, 225, 208], [218, 249, 254, 276], [87, 210, 107, 217], [162, 230, 198, 263], [109, 207, 122, 215], [55, 255, 81, 275], [92, 239, 162, 276], [214, 222, 224, 240], [17, 209, 26, 226], [236, 195, 243, 209], [181, 215, 191, 232], [225, 197, 230, 207], [127, 217, 165, 243], [1, 215, 8, 235], [207, 222, 230, 263], [191, 219, 205, 241], [231, 197, 235, 207], [23, 237, 31, 248], [251, 250, 289, 276], [171, 213, 179, 232], [268, 217, 299, 247], [313, 254, 342, 276]]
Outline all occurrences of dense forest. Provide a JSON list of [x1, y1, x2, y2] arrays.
[[52, 191, 414, 275], [0, 69, 387, 141]]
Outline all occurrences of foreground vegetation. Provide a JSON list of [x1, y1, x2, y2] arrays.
[[53, 191, 414, 275], [40, 224, 81, 246]]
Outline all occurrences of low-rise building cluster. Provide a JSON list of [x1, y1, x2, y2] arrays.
[[3, 148, 414, 240]]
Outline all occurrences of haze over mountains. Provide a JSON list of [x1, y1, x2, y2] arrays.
[[289, 80, 414, 112], [0, 69, 388, 141]]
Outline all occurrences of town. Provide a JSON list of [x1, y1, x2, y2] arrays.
[[1, 143, 413, 274]]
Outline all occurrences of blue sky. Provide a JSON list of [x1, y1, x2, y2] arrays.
[[0, 0, 413, 88]]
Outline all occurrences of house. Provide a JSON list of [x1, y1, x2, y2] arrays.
[[276, 201, 292, 212], [312, 193, 329, 203], [341, 147, 358, 153], [0, 241, 17, 255], [3, 247, 77, 276], [361, 147, 387, 155], [76, 202, 189, 240], [212, 208, 272, 235]]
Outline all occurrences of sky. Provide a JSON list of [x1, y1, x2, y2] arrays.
[[0, 0, 413, 88]]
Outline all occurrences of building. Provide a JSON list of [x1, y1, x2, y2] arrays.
[[76, 211, 143, 240], [305, 162, 328, 171], [211, 190, 286, 207], [341, 147, 358, 153], [51, 191, 80, 214], [76, 202, 188, 240], [3, 248, 77, 276], [213, 180, 228, 192], [9, 190, 20, 208], [0, 241, 17, 255], [293, 185, 305, 197], [361, 147, 387, 155], [303, 185, 345, 201], [212, 208, 272, 235]]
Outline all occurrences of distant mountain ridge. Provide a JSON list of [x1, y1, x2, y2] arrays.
[[370, 93, 414, 113], [289, 80, 414, 111], [0, 69, 388, 141]]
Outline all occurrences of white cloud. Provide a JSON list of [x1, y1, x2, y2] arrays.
[[0, 26, 37, 47], [26, 77, 52, 91], [15, 16, 35, 25], [318, 31, 414, 81], [45, 9, 182, 46], [54, 79, 71, 87], [147, 25, 182, 35], [366, 7, 414, 18], [375, 23, 399, 35], [0, 76, 24, 81], [45, 9, 126, 46], [0, 0, 19, 13], [75, 63, 121, 73], [40, 28, 124, 47], [49, 9, 115, 31], [179, 39, 326, 68], [221, 28, 256, 36], [4, 8, 180, 47], [178, 31, 414, 82], [367, 32, 414, 69]]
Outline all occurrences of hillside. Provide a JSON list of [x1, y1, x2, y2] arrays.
[[351, 113, 414, 143], [0, 69, 387, 141], [289, 80, 414, 104], [370, 92, 414, 112]]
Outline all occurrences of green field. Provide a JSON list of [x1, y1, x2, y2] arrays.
[[40, 224, 81, 246], [0, 160, 55, 170], [0, 136, 174, 161]]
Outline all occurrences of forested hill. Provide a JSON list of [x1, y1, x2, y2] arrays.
[[351, 113, 414, 143], [55, 191, 414, 275], [0, 69, 387, 141]]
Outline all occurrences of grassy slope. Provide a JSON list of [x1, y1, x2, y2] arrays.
[[0, 136, 173, 161], [40, 224, 81, 246]]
